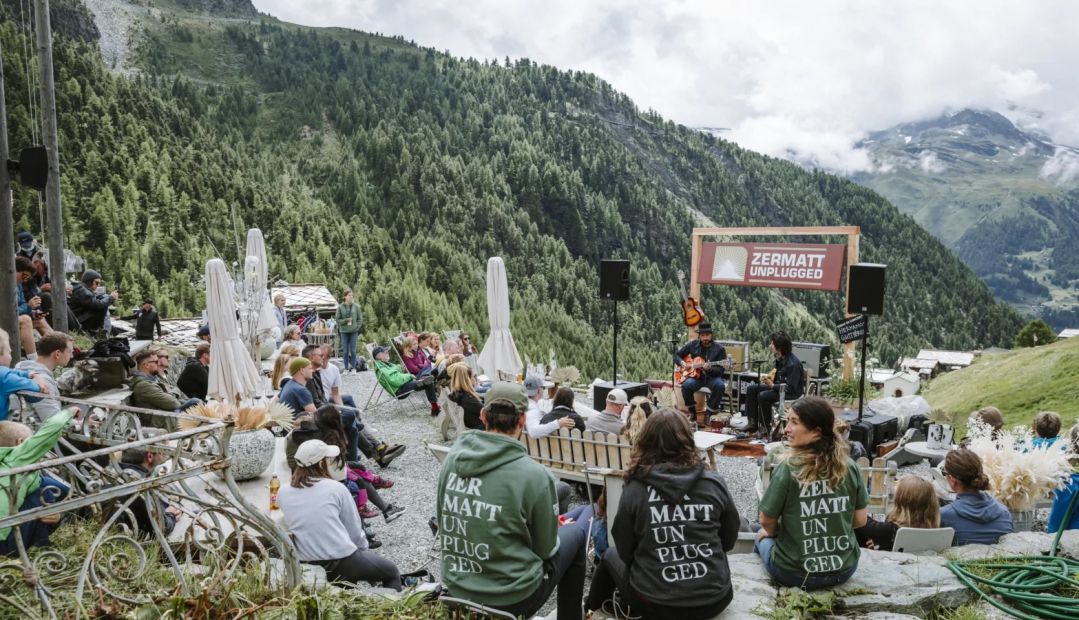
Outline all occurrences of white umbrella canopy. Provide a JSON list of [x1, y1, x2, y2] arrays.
[[205, 258, 263, 403], [244, 228, 278, 336], [477, 257, 523, 378]]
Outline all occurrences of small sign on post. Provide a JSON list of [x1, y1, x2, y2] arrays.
[[836, 315, 866, 344]]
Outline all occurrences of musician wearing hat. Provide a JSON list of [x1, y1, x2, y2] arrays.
[[674, 322, 727, 422]]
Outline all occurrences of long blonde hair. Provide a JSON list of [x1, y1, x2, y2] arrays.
[[448, 362, 477, 399], [783, 396, 850, 488], [272, 345, 301, 388], [621, 396, 654, 443], [886, 476, 939, 528]]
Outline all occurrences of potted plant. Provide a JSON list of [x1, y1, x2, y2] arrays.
[[182, 402, 294, 481]]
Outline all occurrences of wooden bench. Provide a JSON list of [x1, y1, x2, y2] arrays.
[[757, 455, 898, 515]]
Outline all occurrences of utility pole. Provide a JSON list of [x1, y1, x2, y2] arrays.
[[35, 0, 68, 332], [0, 38, 22, 361]]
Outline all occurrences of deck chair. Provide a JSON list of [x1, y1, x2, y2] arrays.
[[892, 527, 955, 553], [361, 342, 426, 414]]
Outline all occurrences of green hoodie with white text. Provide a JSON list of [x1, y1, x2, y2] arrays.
[[436, 429, 560, 605]]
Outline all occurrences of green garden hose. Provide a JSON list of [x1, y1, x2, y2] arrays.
[[947, 485, 1079, 619]]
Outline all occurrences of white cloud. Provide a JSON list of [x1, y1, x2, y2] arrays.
[[1040, 147, 1079, 188], [251, 1, 1079, 170]]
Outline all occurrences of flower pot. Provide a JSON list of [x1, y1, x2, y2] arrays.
[[227, 428, 275, 481]]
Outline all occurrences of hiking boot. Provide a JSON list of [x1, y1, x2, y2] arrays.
[[367, 537, 383, 550], [376, 445, 405, 468], [358, 504, 380, 519], [428, 516, 438, 536], [371, 475, 395, 490], [416, 375, 434, 387], [383, 504, 407, 523], [401, 569, 430, 587], [430, 403, 441, 417]]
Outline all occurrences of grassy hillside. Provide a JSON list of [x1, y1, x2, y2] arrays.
[[921, 337, 1079, 434]]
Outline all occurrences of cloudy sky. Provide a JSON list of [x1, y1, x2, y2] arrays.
[[251, 0, 1079, 172]]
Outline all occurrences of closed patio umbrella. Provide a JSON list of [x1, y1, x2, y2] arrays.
[[205, 258, 262, 403], [477, 257, 523, 378]]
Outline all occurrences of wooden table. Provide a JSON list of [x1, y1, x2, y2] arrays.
[[694, 430, 735, 469]]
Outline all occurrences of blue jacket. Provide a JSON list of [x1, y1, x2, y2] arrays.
[[0, 367, 41, 421], [1048, 472, 1079, 534], [941, 491, 1013, 545], [15, 282, 30, 316]]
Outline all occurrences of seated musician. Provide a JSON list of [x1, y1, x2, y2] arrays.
[[744, 330, 803, 436], [674, 322, 727, 422]]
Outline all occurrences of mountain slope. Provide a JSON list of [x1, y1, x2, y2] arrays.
[[853, 110, 1079, 326], [0, 0, 1023, 377]]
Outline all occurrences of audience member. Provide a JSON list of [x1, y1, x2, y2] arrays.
[[69, 269, 118, 333], [939, 448, 1012, 545], [447, 362, 484, 430], [278, 440, 406, 590], [756, 396, 868, 589], [588, 388, 628, 435], [619, 396, 654, 443], [128, 299, 163, 341], [541, 386, 587, 433], [372, 346, 439, 415], [524, 375, 573, 438], [335, 289, 363, 373], [0, 407, 76, 556], [744, 330, 803, 436], [278, 357, 317, 418], [400, 336, 432, 379], [300, 345, 330, 408], [587, 409, 739, 618], [118, 443, 182, 536], [270, 344, 301, 389], [278, 325, 306, 353], [15, 231, 40, 261], [855, 476, 939, 551], [834, 418, 868, 461], [15, 257, 50, 359], [962, 406, 1004, 445], [177, 343, 210, 401], [1031, 411, 1062, 450], [436, 382, 586, 619], [15, 332, 73, 423], [459, 331, 477, 356], [1048, 423, 1079, 534], [0, 329, 49, 422], [128, 349, 199, 429]]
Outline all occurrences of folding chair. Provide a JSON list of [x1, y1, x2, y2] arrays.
[[438, 389, 468, 442], [892, 527, 955, 553], [361, 342, 426, 414]]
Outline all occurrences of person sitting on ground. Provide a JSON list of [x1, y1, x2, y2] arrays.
[[436, 382, 587, 619], [128, 349, 200, 430], [177, 343, 210, 401], [270, 344, 301, 390], [447, 362, 485, 430], [400, 336, 433, 379], [30, 252, 51, 294], [372, 345, 439, 416], [961, 406, 1004, 445], [744, 330, 803, 436], [939, 448, 1012, 545], [126, 299, 163, 341], [286, 405, 406, 523], [619, 396, 654, 443], [278, 439, 407, 590], [588, 388, 628, 436], [0, 407, 76, 556], [587, 408, 740, 619], [16, 257, 52, 356], [541, 386, 587, 433], [335, 289, 363, 373], [1048, 423, 1079, 533], [118, 443, 182, 536], [674, 322, 727, 424], [834, 418, 868, 461], [0, 328, 50, 422], [523, 375, 574, 438], [69, 269, 119, 333], [15, 332, 73, 423], [756, 396, 868, 589], [855, 475, 939, 551], [1030, 411, 1063, 450]]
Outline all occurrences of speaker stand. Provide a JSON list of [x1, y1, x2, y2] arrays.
[[611, 299, 619, 386], [858, 314, 869, 422]]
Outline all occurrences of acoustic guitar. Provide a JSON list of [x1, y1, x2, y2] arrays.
[[675, 355, 730, 384], [677, 270, 704, 327]]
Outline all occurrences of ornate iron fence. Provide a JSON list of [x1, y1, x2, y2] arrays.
[[1, 393, 299, 618]]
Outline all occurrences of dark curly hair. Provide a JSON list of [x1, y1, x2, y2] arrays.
[[624, 408, 701, 482]]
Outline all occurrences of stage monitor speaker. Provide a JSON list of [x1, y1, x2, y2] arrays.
[[599, 259, 630, 301], [717, 339, 750, 372], [792, 342, 832, 378], [593, 380, 649, 412], [847, 263, 886, 316], [18, 146, 48, 191]]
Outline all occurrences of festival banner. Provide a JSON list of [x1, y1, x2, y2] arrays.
[[698, 242, 847, 291]]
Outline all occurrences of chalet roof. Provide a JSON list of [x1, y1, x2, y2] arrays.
[[1059, 329, 1079, 339], [915, 349, 975, 367], [884, 370, 920, 385], [899, 357, 940, 371], [270, 284, 339, 314]]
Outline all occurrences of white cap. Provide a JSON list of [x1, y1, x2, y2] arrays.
[[606, 388, 629, 406], [294, 439, 340, 467]]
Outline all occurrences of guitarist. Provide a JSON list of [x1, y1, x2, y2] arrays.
[[744, 330, 804, 436], [674, 322, 727, 422]]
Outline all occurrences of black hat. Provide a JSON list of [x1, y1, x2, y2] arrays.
[[372, 345, 389, 357], [696, 322, 714, 334], [81, 269, 102, 284], [142, 298, 154, 306]]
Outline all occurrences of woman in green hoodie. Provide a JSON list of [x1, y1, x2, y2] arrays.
[[586, 408, 741, 619], [335, 289, 363, 373]]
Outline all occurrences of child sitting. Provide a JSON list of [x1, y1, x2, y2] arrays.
[[0, 408, 76, 556], [855, 475, 940, 551], [1030, 411, 1062, 450], [1048, 423, 1079, 534]]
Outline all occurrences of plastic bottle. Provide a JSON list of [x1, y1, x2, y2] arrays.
[[269, 474, 281, 511]]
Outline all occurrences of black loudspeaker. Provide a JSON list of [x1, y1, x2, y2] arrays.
[[847, 263, 886, 315], [593, 380, 649, 412], [18, 146, 48, 190], [792, 342, 832, 378], [599, 259, 630, 301]]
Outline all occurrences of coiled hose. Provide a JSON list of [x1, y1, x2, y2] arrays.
[[947, 486, 1079, 619]]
